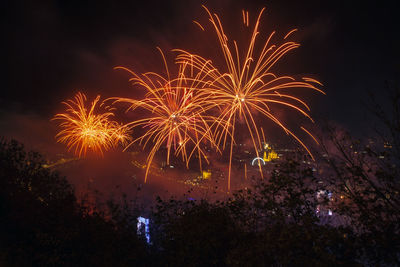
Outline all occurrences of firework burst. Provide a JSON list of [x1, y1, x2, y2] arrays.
[[113, 49, 220, 182], [176, 6, 325, 190], [53, 92, 131, 157]]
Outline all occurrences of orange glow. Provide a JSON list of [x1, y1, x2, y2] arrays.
[[113, 49, 220, 182], [175, 6, 324, 190], [52, 92, 131, 157]]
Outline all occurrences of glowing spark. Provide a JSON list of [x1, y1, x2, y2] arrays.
[[301, 126, 319, 145], [113, 49, 220, 182], [176, 6, 324, 190], [284, 28, 298, 39], [52, 92, 131, 157], [193, 20, 205, 31]]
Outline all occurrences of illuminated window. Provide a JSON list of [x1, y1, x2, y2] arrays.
[[137, 216, 150, 244], [317, 190, 332, 200]]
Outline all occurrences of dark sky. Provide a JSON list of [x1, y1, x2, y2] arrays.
[[2, 0, 399, 130]]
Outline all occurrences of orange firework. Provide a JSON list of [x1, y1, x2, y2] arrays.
[[113, 49, 220, 182], [53, 92, 131, 157], [176, 6, 324, 190], [110, 123, 133, 147]]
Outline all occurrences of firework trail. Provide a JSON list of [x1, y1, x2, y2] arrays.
[[176, 6, 324, 190], [113, 49, 220, 182], [53, 92, 131, 157]]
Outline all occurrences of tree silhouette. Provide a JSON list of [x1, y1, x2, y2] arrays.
[[0, 138, 148, 266]]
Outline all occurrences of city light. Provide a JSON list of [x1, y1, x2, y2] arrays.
[[137, 216, 150, 244]]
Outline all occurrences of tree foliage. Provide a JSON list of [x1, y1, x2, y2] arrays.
[[0, 138, 148, 266], [1, 83, 400, 266], [150, 161, 358, 266]]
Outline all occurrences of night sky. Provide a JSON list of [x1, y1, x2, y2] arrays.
[[2, 0, 400, 196], [3, 0, 399, 124]]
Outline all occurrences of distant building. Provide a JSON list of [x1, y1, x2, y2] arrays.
[[202, 169, 212, 179], [137, 216, 150, 244]]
